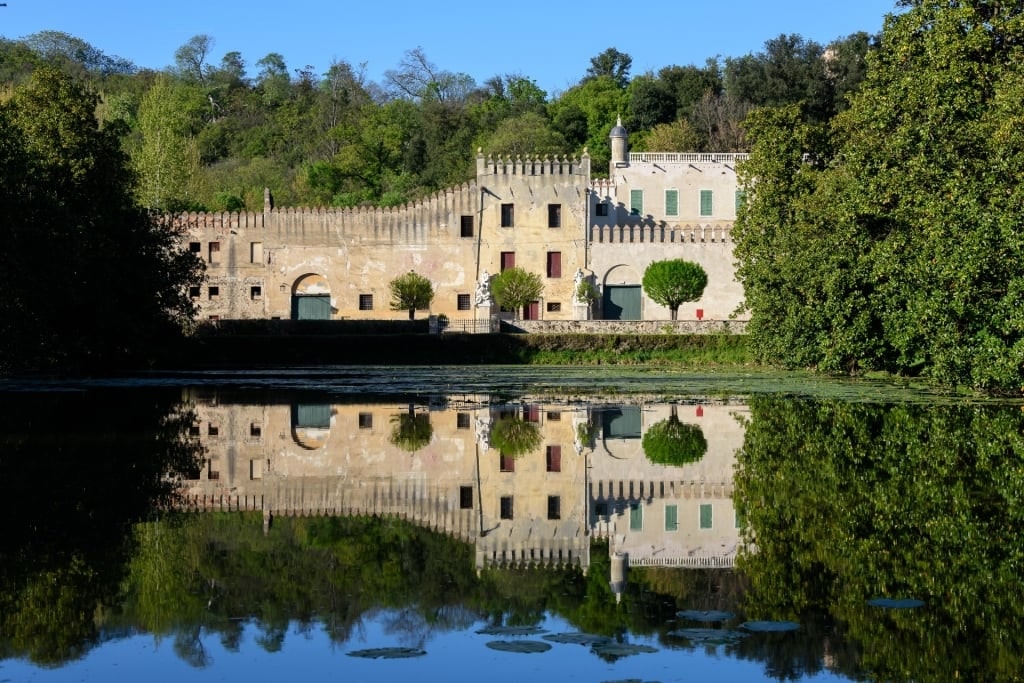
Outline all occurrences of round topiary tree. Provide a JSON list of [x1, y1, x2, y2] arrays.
[[642, 408, 707, 466], [389, 270, 434, 320], [390, 405, 433, 452], [490, 414, 542, 457], [491, 267, 544, 320], [641, 259, 708, 320]]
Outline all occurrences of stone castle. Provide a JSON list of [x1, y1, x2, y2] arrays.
[[181, 120, 748, 328]]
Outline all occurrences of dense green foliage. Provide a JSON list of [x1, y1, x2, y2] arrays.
[[389, 270, 435, 319], [641, 259, 709, 320], [0, 67, 204, 374], [641, 410, 707, 465], [491, 266, 545, 319], [734, 396, 1024, 681], [734, 1, 1024, 392], [389, 406, 434, 452], [489, 413, 542, 457]]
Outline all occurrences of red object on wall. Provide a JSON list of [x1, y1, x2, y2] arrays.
[[696, 308, 704, 320], [696, 405, 704, 417]]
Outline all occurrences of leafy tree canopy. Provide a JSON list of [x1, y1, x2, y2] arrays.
[[641, 260, 708, 320], [491, 267, 544, 320], [389, 271, 434, 320]]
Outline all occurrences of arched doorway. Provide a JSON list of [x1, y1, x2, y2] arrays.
[[602, 265, 642, 320], [290, 274, 332, 320]]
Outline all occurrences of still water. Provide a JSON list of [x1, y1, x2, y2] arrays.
[[2, 367, 1022, 682]]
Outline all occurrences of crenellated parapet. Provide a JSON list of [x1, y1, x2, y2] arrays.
[[476, 149, 591, 179]]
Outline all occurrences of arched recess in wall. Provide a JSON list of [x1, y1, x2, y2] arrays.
[[290, 403, 333, 450], [601, 265, 642, 321], [290, 273, 332, 320]]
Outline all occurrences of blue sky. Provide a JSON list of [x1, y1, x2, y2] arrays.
[[1, 1, 901, 95]]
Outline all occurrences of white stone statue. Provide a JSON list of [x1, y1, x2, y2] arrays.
[[475, 270, 493, 306], [574, 269, 586, 303]]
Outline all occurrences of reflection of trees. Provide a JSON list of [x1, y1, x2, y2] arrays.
[[734, 397, 1024, 682], [0, 389, 204, 666], [641, 406, 707, 465], [389, 405, 433, 452], [489, 414, 541, 457]]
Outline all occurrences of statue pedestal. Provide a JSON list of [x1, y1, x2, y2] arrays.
[[476, 303, 493, 333], [574, 303, 591, 321]]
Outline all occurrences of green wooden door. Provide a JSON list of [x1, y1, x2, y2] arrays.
[[293, 295, 331, 320], [603, 285, 641, 320]]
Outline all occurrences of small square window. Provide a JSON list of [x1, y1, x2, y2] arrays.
[[457, 294, 471, 311], [250, 286, 262, 300], [595, 501, 608, 516], [546, 411, 561, 421], [548, 204, 561, 228], [209, 286, 220, 300], [457, 412, 471, 429], [460, 485, 474, 509], [500, 496, 514, 520], [358, 412, 373, 429], [461, 215, 474, 237], [547, 496, 561, 520], [595, 202, 609, 217], [250, 423, 262, 438], [500, 203, 514, 227], [189, 286, 201, 299], [546, 302, 561, 313], [208, 424, 219, 437], [189, 424, 200, 437], [359, 294, 373, 310], [189, 242, 201, 253]]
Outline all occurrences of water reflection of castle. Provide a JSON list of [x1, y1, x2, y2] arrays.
[[181, 391, 748, 577]]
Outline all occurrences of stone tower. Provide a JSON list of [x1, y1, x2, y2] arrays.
[[609, 116, 628, 172]]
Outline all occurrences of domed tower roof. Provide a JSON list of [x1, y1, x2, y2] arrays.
[[609, 116, 628, 169], [610, 116, 627, 138]]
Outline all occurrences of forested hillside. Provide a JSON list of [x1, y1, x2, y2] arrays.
[[0, 30, 873, 212]]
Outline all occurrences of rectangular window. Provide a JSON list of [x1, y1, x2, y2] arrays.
[[546, 251, 562, 278], [547, 495, 561, 520], [700, 503, 713, 529], [208, 424, 219, 437], [524, 405, 540, 422], [629, 502, 643, 531], [189, 241, 201, 253], [500, 251, 515, 271], [208, 286, 220, 300], [546, 411, 561, 422], [358, 412, 372, 429], [460, 485, 474, 509], [500, 454, 515, 472], [665, 189, 679, 217], [700, 190, 713, 217], [548, 204, 561, 228], [457, 294, 471, 310], [524, 301, 540, 320], [359, 294, 373, 310], [250, 241, 263, 264], [250, 286, 262, 300], [208, 241, 220, 263], [189, 424, 200, 437], [546, 445, 561, 472], [735, 190, 746, 211], [500, 496, 514, 520], [595, 202, 609, 217], [250, 423, 262, 438], [456, 412, 471, 429], [460, 215, 474, 238], [665, 504, 679, 531], [546, 302, 561, 312], [630, 189, 643, 216], [500, 203, 514, 227], [189, 286, 201, 299]]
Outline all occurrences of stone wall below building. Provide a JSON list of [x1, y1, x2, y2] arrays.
[[501, 320, 748, 335]]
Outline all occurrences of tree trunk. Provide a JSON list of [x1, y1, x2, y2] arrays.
[[670, 306, 678, 321], [408, 308, 415, 320]]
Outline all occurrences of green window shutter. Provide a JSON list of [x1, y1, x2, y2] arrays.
[[699, 503, 713, 529], [735, 190, 746, 212], [630, 189, 643, 216], [665, 189, 678, 217], [665, 504, 678, 531], [629, 502, 643, 530], [700, 190, 713, 217]]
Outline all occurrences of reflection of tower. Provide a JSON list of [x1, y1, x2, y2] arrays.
[[609, 551, 628, 604]]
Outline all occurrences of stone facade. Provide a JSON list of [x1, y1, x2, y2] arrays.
[[182, 123, 749, 326]]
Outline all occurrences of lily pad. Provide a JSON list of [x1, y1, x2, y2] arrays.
[[543, 632, 613, 646], [476, 625, 546, 636], [676, 610, 735, 622], [740, 620, 800, 632], [485, 640, 552, 654], [346, 647, 426, 659], [667, 627, 749, 645], [867, 597, 925, 609], [591, 642, 659, 657]]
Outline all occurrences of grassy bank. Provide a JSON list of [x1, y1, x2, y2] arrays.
[[162, 331, 751, 368]]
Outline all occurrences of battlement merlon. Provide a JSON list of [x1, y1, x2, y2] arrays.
[[476, 148, 591, 180]]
